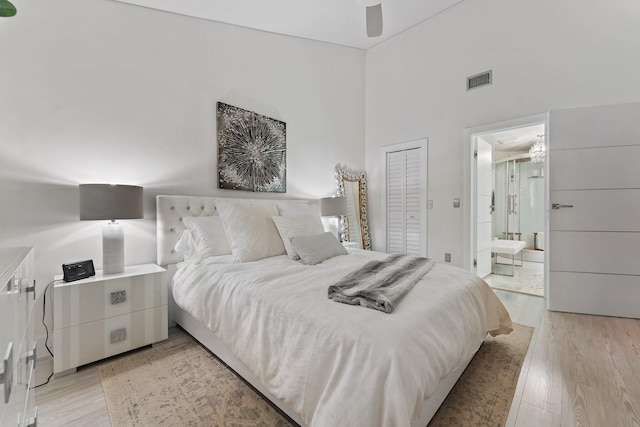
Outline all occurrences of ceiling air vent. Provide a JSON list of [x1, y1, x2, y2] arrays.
[[467, 70, 492, 91]]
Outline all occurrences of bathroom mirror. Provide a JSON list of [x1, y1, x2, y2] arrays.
[[335, 164, 371, 250]]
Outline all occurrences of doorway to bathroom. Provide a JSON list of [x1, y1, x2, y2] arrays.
[[471, 119, 546, 297]]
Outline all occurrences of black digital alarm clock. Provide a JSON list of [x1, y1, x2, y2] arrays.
[[62, 260, 95, 282]]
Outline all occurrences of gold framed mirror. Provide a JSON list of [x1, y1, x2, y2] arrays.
[[335, 164, 371, 250]]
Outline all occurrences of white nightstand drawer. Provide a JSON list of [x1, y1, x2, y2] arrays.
[[54, 266, 166, 330], [54, 306, 168, 373], [0, 247, 35, 427], [53, 264, 168, 374]]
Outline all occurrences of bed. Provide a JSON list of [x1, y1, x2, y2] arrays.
[[156, 195, 513, 427]]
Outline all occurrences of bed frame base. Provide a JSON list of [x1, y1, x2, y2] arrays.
[[168, 282, 472, 427]]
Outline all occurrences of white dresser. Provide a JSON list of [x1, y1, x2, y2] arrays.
[[53, 263, 167, 375], [0, 247, 37, 427]]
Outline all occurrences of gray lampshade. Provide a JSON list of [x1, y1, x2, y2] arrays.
[[79, 184, 144, 220], [320, 196, 347, 217]]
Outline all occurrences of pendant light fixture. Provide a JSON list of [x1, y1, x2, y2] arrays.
[[529, 134, 545, 163]]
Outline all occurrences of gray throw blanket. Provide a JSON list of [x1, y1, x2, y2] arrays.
[[328, 254, 435, 313]]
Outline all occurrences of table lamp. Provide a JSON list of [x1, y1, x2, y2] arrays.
[[79, 184, 143, 274]]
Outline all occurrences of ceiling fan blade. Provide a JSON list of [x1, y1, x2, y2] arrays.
[[366, 4, 383, 37]]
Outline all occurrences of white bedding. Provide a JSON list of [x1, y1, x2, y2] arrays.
[[172, 250, 512, 427]]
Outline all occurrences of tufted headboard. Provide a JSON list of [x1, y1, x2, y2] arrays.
[[156, 195, 220, 265], [156, 195, 320, 265]]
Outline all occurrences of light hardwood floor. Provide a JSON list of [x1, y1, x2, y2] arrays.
[[34, 291, 640, 426]]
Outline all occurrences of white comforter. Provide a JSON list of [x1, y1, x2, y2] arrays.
[[172, 250, 512, 427]]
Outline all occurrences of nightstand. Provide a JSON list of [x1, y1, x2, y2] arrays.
[[53, 263, 167, 375], [342, 241, 360, 249]]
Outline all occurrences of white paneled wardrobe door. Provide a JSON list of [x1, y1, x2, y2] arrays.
[[548, 102, 640, 318], [386, 145, 426, 256]]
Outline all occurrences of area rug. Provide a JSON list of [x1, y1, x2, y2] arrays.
[[428, 322, 533, 426], [99, 323, 533, 426]]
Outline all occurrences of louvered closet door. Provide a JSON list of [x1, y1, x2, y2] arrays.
[[387, 148, 423, 256]]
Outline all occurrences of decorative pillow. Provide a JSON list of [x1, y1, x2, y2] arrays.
[[181, 216, 232, 263], [290, 232, 348, 265], [174, 229, 197, 261], [215, 199, 286, 263], [272, 215, 325, 260]]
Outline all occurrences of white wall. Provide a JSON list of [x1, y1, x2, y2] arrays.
[[365, 0, 640, 264], [0, 0, 364, 343]]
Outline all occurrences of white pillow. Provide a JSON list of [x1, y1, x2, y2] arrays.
[[275, 200, 320, 217], [272, 215, 325, 260], [215, 199, 286, 263], [174, 229, 197, 261], [290, 232, 348, 265], [181, 216, 232, 263]]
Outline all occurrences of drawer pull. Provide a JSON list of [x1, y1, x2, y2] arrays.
[[111, 328, 127, 344], [1, 342, 13, 404], [25, 342, 37, 369], [25, 279, 36, 300], [110, 290, 127, 305], [26, 406, 38, 427]]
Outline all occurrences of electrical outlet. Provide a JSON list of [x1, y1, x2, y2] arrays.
[[445, 253, 451, 262], [427, 200, 433, 209]]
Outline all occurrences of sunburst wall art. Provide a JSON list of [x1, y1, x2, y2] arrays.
[[217, 102, 287, 193]]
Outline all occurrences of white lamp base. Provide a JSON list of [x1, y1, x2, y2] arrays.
[[321, 216, 342, 242], [103, 221, 124, 274]]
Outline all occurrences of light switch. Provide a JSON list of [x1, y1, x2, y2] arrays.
[[453, 198, 460, 208], [427, 200, 433, 209]]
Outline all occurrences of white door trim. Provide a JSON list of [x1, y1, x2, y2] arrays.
[[380, 138, 428, 256], [462, 113, 549, 292]]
